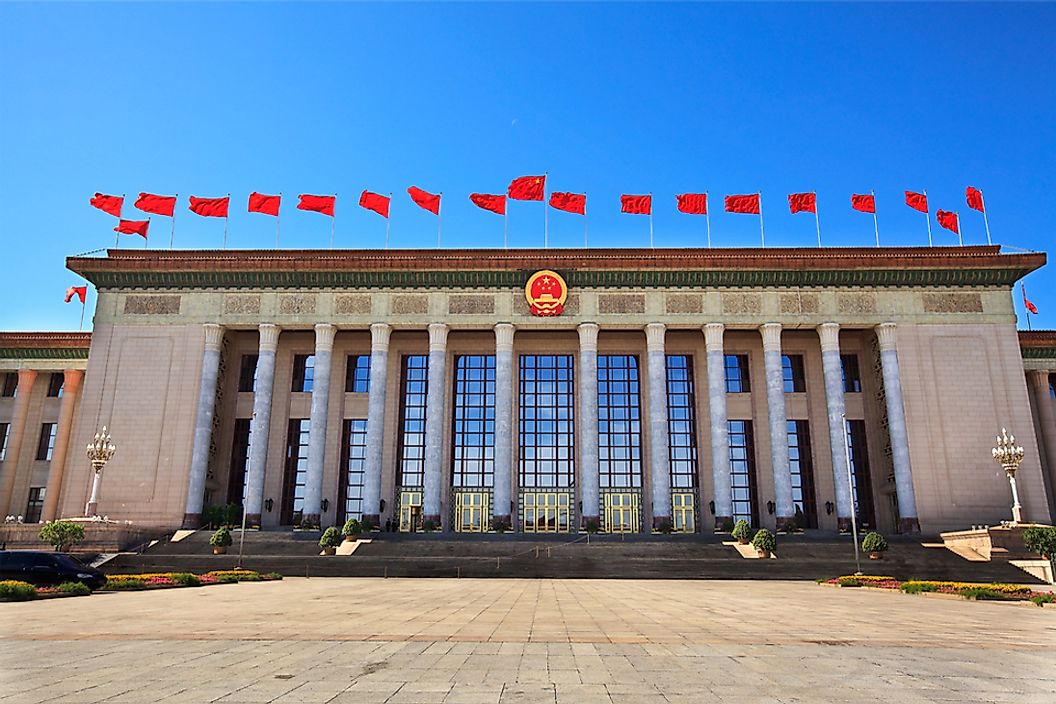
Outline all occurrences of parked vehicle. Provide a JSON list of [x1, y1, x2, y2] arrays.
[[0, 551, 107, 590]]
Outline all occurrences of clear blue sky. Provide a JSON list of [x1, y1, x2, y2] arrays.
[[1, 2, 1053, 331]]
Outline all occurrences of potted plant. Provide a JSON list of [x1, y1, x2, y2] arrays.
[[319, 527, 341, 555], [583, 517, 601, 534], [732, 519, 753, 545], [209, 526, 232, 555], [341, 518, 362, 543], [656, 519, 673, 535], [751, 528, 777, 558], [1023, 526, 1056, 560], [861, 531, 888, 560], [422, 518, 437, 532], [39, 520, 86, 552]]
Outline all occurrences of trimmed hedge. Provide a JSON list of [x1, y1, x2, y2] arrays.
[[0, 580, 37, 601]]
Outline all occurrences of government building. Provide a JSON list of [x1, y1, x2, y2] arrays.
[[1, 246, 1054, 537]]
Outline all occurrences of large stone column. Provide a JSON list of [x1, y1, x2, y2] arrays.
[[301, 323, 336, 529], [41, 369, 84, 522], [422, 323, 449, 528], [645, 323, 672, 530], [1028, 370, 1056, 486], [704, 323, 732, 530], [0, 369, 37, 516], [493, 323, 515, 531], [362, 323, 392, 528], [578, 323, 600, 528], [761, 323, 795, 530], [181, 324, 224, 528], [244, 324, 280, 527], [876, 323, 920, 533], [818, 323, 853, 532]]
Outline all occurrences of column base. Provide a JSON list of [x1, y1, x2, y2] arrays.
[[713, 516, 733, 533], [181, 513, 202, 530], [581, 515, 601, 533], [245, 513, 262, 529], [652, 515, 673, 532], [899, 517, 921, 534], [300, 514, 321, 530], [85, 501, 98, 518], [422, 514, 441, 531], [775, 515, 794, 532], [492, 515, 512, 533], [837, 517, 853, 533]]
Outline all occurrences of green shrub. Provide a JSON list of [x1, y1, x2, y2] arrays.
[[751, 528, 777, 552], [1023, 526, 1056, 559], [720, 518, 735, 533], [101, 579, 147, 591], [583, 518, 601, 534], [656, 520, 673, 535], [264, 572, 283, 581], [57, 581, 91, 596], [38, 520, 86, 551], [861, 531, 888, 553], [171, 573, 201, 587], [319, 527, 342, 549], [959, 587, 1006, 601], [203, 503, 242, 529], [209, 526, 233, 547], [836, 576, 863, 587], [901, 581, 938, 594], [341, 518, 362, 538], [731, 520, 752, 541], [1030, 593, 1055, 606], [0, 580, 37, 600]]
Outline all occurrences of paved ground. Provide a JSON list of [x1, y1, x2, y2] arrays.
[[1, 578, 1054, 703]]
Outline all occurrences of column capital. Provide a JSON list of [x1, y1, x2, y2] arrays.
[[314, 323, 337, 352], [203, 323, 225, 352], [258, 323, 281, 353], [817, 322, 840, 353], [644, 323, 666, 352], [370, 323, 392, 352], [428, 323, 449, 351], [1027, 369, 1052, 386], [703, 322, 724, 351], [494, 322, 516, 351], [62, 368, 85, 393], [875, 322, 898, 351], [578, 322, 599, 351], [760, 323, 782, 351]]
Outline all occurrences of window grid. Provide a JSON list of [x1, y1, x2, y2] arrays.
[[724, 354, 751, 393], [781, 355, 806, 393], [519, 355, 575, 489], [1, 373, 16, 397], [345, 355, 371, 393], [292, 354, 316, 393], [841, 354, 862, 393], [46, 373, 64, 398], [0, 423, 9, 462], [452, 355, 496, 489], [36, 423, 57, 461], [787, 420, 818, 528], [845, 419, 876, 528], [238, 355, 259, 393], [396, 355, 429, 487], [281, 418, 310, 525], [340, 418, 368, 520], [666, 355, 699, 489], [24, 487, 45, 523], [728, 420, 757, 526], [598, 356, 642, 490], [226, 418, 252, 505]]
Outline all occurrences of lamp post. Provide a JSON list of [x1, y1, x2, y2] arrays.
[[991, 428, 1025, 524], [85, 426, 116, 517]]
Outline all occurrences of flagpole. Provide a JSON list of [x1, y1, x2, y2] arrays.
[[814, 191, 822, 247], [145, 217, 150, 249], [758, 192, 765, 248], [544, 172, 549, 249], [223, 193, 230, 249], [79, 298, 86, 332], [385, 192, 392, 249], [504, 208, 509, 250], [1023, 284, 1033, 332], [583, 194, 588, 248], [118, 193, 125, 251], [648, 192, 654, 249], [981, 191, 992, 245], [437, 193, 443, 248], [924, 188, 933, 247], [330, 193, 336, 249], [276, 191, 282, 249], [170, 194, 177, 249], [957, 214, 963, 247], [871, 190, 880, 247], [705, 191, 712, 248]]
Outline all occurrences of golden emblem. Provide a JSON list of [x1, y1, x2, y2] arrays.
[[525, 270, 568, 317]]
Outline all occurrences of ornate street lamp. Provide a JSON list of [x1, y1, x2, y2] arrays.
[[85, 426, 116, 517], [991, 428, 1025, 524]]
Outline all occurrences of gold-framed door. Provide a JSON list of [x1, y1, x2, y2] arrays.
[[398, 490, 423, 532], [603, 492, 640, 533], [671, 492, 696, 533], [522, 491, 572, 533], [454, 491, 490, 532]]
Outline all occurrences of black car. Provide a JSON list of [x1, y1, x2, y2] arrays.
[[0, 551, 108, 590]]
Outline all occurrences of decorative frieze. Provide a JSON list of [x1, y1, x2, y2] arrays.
[[721, 293, 761, 315], [392, 294, 429, 315], [278, 294, 316, 315], [223, 294, 261, 315], [449, 294, 495, 315], [779, 292, 819, 314], [598, 294, 645, 315], [124, 295, 181, 315], [514, 293, 579, 316], [921, 292, 983, 313], [665, 293, 703, 315], [837, 292, 877, 315], [334, 294, 372, 315]]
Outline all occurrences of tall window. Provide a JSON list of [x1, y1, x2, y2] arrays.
[[452, 355, 495, 488], [781, 355, 806, 393], [238, 355, 259, 392], [396, 355, 429, 487], [598, 355, 642, 489], [519, 355, 575, 489], [787, 420, 818, 528], [0, 423, 9, 461], [226, 418, 252, 505], [292, 354, 315, 393], [24, 488, 45, 523], [340, 419, 368, 520], [1, 373, 16, 397], [666, 355, 698, 489], [841, 354, 862, 393], [281, 419, 310, 524], [845, 419, 875, 528], [1048, 374, 1055, 399], [36, 423, 57, 461], [46, 373, 64, 398], [724, 354, 751, 393], [345, 355, 371, 393], [728, 420, 757, 526]]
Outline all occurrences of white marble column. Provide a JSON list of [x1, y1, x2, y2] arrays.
[[301, 323, 336, 529], [876, 323, 920, 533], [41, 369, 85, 522], [0, 369, 36, 516], [361, 323, 392, 528], [244, 323, 280, 527], [578, 323, 600, 528], [182, 323, 225, 528], [1028, 370, 1056, 489], [818, 323, 853, 532], [645, 323, 672, 530], [493, 323, 515, 531], [704, 323, 732, 530], [422, 323, 449, 528], [761, 323, 795, 530]]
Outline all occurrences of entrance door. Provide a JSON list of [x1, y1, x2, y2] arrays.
[[671, 492, 696, 533], [603, 492, 640, 533], [399, 490, 423, 532], [522, 492, 571, 533], [454, 492, 490, 532]]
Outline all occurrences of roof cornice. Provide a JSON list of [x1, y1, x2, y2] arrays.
[[0, 332, 92, 360]]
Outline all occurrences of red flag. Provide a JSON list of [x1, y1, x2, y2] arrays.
[[905, 191, 928, 213], [64, 286, 87, 304], [248, 192, 280, 216], [549, 191, 586, 215], [408, 186, 440, 215], [90, 193, 123, 217], [966, 186, 985, 213], [788, 192, 817, 214], [359, 190, 390, 218], [508, 175, 545, 201], [297, 194, 336, 216], [135, 192, 177, 216], [676, 193, 708, 215], [470, 193, 506, 215], [114, 219, 149, 238], [851, 194, 875, 213], [188, 196, 230, 218], [621, 194, 651, 215], [1023, 284, 1038, 315], [725, 194, 761, 214], [936, 209, 959, 234]]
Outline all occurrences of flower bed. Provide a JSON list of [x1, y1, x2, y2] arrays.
[[99, 569, 281, 591], [822, 574, 1054, 606]]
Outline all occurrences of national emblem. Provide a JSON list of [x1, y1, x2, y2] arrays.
[[525, 270, 568, 317]]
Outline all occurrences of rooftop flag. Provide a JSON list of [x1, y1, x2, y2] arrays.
[[620, 194, 651, 215], [936, 209, 962, 246], [549, 192, 585, 215], [64, 286, 87, 304], [359, 190, 390, 218], [135, 192, 176, 217], [248, 192, 281, 216], [188, 196, 230, 218], [408, 186, 441, 215], [508, 175, 545, 201], [470, 193, 506, 215], [90, 193, 123, 217], [966, 186, 992, 245], [905, 190, 933, 246], [851, 194, 875, 213], [297, 194, 336, 216], [788, 192, 816, 214], [114, 219, 149, 238], [676, 193, 708, 215], [724, 193, 760, 214]]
